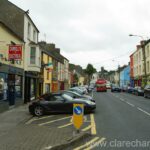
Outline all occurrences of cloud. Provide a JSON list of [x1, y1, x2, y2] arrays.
[[9, 0, 150, 70]]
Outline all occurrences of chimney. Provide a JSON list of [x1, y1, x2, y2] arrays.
[[140, 40, 145, 46], [136, 45, 141, 50], [47, 43, 55, 50], [55, 48, 60, 54]]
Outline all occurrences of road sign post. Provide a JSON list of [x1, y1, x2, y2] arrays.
[[73, 103, 84, 133]]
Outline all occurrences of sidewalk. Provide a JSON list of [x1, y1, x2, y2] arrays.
[[0, 104, 32, 136], [0, 104, 90, 150]]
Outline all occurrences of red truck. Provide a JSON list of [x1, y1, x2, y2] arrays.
[[96, 79, 107, 92]]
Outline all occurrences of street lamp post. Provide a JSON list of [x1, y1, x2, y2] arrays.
[[129, 34, 147, 87]]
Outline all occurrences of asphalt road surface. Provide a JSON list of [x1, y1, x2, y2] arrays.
[[93, 90, 150, 150]]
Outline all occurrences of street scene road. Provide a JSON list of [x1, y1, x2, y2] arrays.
[[1, 0, 150, 150], [93, 90, 150, 150]]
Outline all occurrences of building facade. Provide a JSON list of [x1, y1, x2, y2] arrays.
[[120, 65, 130, 88], [0, 21, 24, 112]]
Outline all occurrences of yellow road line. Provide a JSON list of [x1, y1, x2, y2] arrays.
[[82, 125, 91, 132], [39, 116, 71, 126], [73, 137, 99, 150], [58, 122, 72, 128], [25, 115, 54, 124], [84, 137, 106, 150], [90, 114, 96, 135]]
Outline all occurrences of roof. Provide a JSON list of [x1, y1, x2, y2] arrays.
[[0, 0, 39, 40], [39, 42, 64, 63]]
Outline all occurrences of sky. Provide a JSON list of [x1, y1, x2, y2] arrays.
[[10, 0, 150, 71]]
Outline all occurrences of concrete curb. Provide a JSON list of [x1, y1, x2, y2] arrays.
[[48, 132, 91, 150]]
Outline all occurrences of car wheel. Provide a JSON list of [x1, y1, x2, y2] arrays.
[[34, 106, 44, 116]]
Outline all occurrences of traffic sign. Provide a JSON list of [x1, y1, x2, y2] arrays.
[[73, 104, 84, 130]]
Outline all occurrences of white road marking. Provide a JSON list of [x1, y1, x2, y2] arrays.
[[85, 137, 106, 150], [126, 102, 135, 107], [137, 107, 150, 116], [39, 116, 71, 126], [26, 115, 54, 124], [73, 137, 100, 150], [82, 125, 91, 132], [58, 122, 72, 128], [120, 98, 125, 101], [44, 145, 52, 149]]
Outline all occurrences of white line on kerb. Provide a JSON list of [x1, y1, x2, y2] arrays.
[[126, 102, 135, 107], [137, 107, 150, 116]]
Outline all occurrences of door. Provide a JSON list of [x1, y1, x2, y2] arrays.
[[8, 74, 15, 106]]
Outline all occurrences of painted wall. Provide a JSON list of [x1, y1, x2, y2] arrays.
[[23, 15, 41, 72], [42, 53, 52, 93], [0, 23, 24, 69], [120, 65, 130, 87]]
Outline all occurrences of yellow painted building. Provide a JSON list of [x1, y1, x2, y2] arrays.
[[42, 53, 53, 94], [78, 76, 85, 86], [0, 22, 24, 68]]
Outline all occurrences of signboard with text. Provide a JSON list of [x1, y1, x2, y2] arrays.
[[8, 45, 22, 60]]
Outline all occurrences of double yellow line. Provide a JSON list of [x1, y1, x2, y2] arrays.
[[90, 114, 96, 135]]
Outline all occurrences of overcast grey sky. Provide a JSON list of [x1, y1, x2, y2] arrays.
[[10, 0, 150, 71]]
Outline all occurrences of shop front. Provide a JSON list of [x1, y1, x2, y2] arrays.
[[52, 81, 58, 93], [24, 71, 40, 103], [0, 63, 24, 112]]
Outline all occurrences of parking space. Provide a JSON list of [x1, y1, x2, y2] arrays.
[[25, 114, 92, 133]]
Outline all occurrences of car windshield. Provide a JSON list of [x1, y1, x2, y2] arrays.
[[69, 88, 83, 95], [62, 94, 73, 101]]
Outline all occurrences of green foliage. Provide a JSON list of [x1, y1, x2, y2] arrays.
[[73, 73, 79, 82], [84, 64, 97, 76]]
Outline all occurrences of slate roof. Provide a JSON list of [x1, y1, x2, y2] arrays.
[[0, 0, 39, 41], [39, 42, 64, 64]]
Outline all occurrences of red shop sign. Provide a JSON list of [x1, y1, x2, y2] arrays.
[[8, 45, 22, 60]]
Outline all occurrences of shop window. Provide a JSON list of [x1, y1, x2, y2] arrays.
[[30, 47, 36, 64], [15, 75, 22, 98], [30, 79, 35, 98], [45, 84, 50, 93], [0, 73, 7, 101]]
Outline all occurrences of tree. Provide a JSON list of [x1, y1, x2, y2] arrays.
[[84, 64, 97, 84]]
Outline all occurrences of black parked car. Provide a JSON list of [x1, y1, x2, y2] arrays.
[[133, 86, 144, 96], [29, 94, 96, 116], [111, 84, 121, 92], [127, 86, 134, 93], [144, 85, 150, 98]]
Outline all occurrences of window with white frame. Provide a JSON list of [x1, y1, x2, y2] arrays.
[[28, 22, 31, 39], [30, 47, 36, 64], [33, 30, 36, 42], [147, 45, 149, 57], [147, 61, 149, 73]]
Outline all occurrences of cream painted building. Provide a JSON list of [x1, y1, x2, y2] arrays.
[[133, 45, 144, 78], [0, 21, 24, 110]]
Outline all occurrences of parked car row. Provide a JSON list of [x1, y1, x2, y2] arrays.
[[29, 86, 96, 116], [111, 84, 148, 98], [120, 85, 150, 98]]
